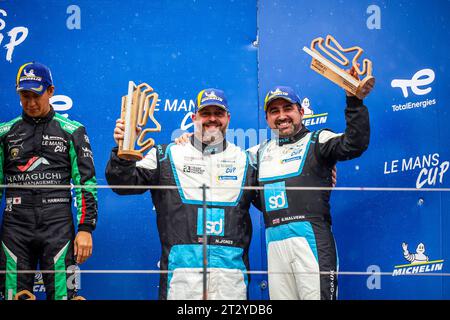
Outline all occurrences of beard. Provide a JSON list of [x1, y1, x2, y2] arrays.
[[195, 121, 227, 144], [275, 118, 301, 137], [202, 126, 226, 144]]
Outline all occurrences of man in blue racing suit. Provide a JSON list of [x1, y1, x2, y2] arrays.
[[105, 88, 256, 300], [250, 68, 371, 299]]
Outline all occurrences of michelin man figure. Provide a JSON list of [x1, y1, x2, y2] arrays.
[[402, 242, 429, 264]]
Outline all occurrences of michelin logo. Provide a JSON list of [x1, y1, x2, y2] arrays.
[[269, 88, 288, 98], [392, 242, 444, 276], [202, 91, 223, 103], [402, 242, 428, 264], [301, 98, 328, 127], [23, 68, 39, 79]]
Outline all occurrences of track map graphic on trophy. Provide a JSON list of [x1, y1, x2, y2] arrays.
[[303, 35, 375, 99], [118, 81, 162, 160]]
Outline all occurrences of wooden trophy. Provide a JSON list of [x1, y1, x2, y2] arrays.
[[13, 289, 36, 300], [302, 35, 375, 99], [118, 81, 161, 161]]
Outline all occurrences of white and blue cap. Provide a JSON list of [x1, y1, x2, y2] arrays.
[[196, 88, 229, 112], [16, 61, 53, 95], [263, 86, 301, 111]]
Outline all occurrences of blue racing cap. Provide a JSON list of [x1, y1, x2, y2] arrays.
[[16, 62, 53, 95], [263, 86, 301, 111], [196, 88, 229, 112]]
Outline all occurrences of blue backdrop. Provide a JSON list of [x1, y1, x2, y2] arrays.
[[1, 0, 449, 299]]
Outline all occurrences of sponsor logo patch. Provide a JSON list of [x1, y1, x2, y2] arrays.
[[264, 181, 289, 211], [197, 208, 225, 236]]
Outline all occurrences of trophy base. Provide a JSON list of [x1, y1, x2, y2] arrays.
[[14, 289, 36, 300], [117, 150, 143, 161], [355, 76, 375, 100]]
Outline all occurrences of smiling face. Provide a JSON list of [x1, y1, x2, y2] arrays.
[[18, 86, 54, 118], [416, 243, 425, 254], [192, 105, 230, 144], [265, 98, 304, 137]]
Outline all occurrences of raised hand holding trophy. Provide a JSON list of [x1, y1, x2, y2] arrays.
[[118, 81, 161, 161], [303, 35, 375, 99]]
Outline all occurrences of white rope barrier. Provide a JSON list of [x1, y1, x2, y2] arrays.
[[1, 184, 450, 192], [1, 270, 449, 277], [1, 184, 448, 283]]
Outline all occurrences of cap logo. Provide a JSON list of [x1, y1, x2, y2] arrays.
[[269, 88, 288, 97], [202, 91, 223, 103], [20, 68, 42, 82], [24, 69, 36, 77]]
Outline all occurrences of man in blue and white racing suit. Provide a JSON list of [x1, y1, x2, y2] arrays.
[[106, 88, 256, 300], [250, 69, 372, 299]]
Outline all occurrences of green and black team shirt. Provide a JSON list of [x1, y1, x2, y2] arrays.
[[0, 106, 97, 232]]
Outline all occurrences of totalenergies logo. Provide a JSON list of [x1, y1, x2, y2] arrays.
[[391, 69, 435, 98], [390, 68, 437, 112]]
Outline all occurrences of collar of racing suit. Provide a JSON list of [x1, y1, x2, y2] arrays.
[[190, 135, 227, 155], [276, 125, 310, 146], [22, 105, 55, 124]]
